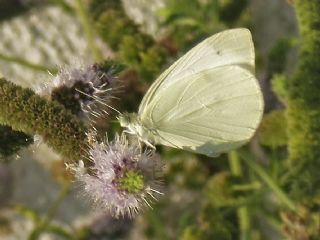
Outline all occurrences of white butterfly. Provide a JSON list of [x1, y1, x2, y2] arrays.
[[119, 28, 264, 157]]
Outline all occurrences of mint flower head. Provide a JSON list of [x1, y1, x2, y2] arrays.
[[36, 63, 118, 119], [69, 132, 163, 218]]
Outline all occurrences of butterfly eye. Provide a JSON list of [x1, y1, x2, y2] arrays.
[[118, 114, 129, 127]]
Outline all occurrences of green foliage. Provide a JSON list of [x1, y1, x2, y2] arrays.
[[218, 0, 248, 24], [0, 78, 87, 160], [0, 124, 33, 160], [89, 0, 121, 17], [287, 2, 320, 105], [267, 39, 294, 105], [96, 9, 136, 50], [159, 0, 250, 50], [271, 74, 288, 104], [16, 204, 74, 240], [268, 38, 294, 75], [204, 172, 241, 208], [284, 1, 320, 210], [118, 34, 153, 67], [94, 4, 169, 82], [140, 46, 168, 79], [158, 0, 221, 49], [180, 226, 202, 240], [287, 41, 320, 105], [164, 154, 209, 189], [179, 169, 252, 239], [180, 204, 238, 240], [257, 110, 288, 148], [99, 59, 126, 75]]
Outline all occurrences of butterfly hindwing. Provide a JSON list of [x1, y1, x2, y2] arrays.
[[141, 65, 263, 156]]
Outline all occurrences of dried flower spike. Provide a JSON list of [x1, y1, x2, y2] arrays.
[[69, 132, 163, 218]]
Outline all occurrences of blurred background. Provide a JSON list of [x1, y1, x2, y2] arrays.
[[0, 0, 308, 239]]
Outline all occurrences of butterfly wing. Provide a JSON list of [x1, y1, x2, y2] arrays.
[[140, 65, 263, 156], [138, 28, 255, 114]]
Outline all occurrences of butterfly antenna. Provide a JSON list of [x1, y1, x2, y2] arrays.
[[76, 88, 121, 114]]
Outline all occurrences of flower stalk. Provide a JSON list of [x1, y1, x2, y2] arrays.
[[0, 52, 57, 74], [228, 150, 251, 240]]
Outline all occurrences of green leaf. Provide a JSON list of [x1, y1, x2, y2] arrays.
[[257, 110, 288, 148]]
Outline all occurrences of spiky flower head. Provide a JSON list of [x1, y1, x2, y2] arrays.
[[36, 62, 121, 119], [68, 132, 163, 218]]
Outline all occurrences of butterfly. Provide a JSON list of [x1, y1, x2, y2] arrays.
[[119, 28, 264, 157]]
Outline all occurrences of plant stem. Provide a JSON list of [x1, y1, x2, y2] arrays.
[[228, 150, 251, 240], [28, 184, 73, 240], [238, 149, 297, 212], [229, 150, 242, 176], [74, 0, 103, 62], [238, 207, 250, 240], [232, 182, 261, 192], [43, 184, 70, 226], [0, 53, 57, 74]]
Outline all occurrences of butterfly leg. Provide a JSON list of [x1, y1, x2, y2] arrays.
[[143, 139, 156, 150]]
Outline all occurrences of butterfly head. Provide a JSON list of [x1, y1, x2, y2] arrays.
[[118, 112, 145, 138], [118, 112, 138, 128], [118, 113, 156, 148]]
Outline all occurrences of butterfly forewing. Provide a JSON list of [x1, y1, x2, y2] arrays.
[[138, 28, 255, 115]]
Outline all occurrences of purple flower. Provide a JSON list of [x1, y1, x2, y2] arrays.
[[36, 63, 119, 119], [68, 132, 163, 218]]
